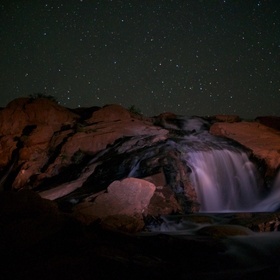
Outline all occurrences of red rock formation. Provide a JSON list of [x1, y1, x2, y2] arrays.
[[210, 121, 280, 176], [0, 97, 79, 188], [0, 97, 78, 135], [1, 97, 280, 232]]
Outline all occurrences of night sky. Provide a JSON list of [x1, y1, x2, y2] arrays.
[[1, 0, 279, 118]]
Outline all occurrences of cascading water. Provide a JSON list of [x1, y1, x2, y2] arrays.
[[143, 117, 280, 277], [187, 148, 261, 212], [252, 170, 280, 212], [177, 116, 280, 212]]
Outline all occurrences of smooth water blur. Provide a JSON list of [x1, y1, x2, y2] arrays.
[[187, 149, 261, 212], [179, 116, 280, 213], [187, 149, 280, 212], [252, 171, 280, 212], [223, 232, 280, 268]]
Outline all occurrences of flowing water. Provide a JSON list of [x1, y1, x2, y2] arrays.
[[177, 117, 280, 213], [187, 149, 261, 212], [142, 117, 280, 277], [185, 146, 280, 212]]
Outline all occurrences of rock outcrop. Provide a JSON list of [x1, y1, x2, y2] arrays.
[[1, 97, 280, 231], [210, 121, 280, 176], [0, 97, 196, 230]]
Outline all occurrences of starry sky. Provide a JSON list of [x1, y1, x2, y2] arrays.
[[1, 0, 279, 118]]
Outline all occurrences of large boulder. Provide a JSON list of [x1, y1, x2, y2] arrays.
[[73, 178, 156, 232]]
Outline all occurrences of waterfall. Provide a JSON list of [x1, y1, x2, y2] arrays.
[[187, 148, 261, 212], [176, 116, 280, 213], [252, 170, 280, 212]]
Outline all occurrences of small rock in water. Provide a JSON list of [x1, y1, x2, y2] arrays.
[[197, 224, 254, 238]]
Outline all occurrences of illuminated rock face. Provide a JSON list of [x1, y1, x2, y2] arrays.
[[73, 178, 156, 232], [0, 97, 79, 136], [0, 98, 79, 189], [1, 97, 280, 231], [210, 121, 280, 176]]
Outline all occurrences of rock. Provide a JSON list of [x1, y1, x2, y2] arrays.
[[229, 212, 280, 232], [0, 97, 78, 136], [0, 98, 29, 136], [0, 98, 79, 189], [0, 136, 17, 167], [144, 171, 167, 187], [210, 121, 280, 176], [59, 118, 168, 163], [147, 186, 182, 216], [160, 149, 199, 212], [73, 178, 156, 232], [144, 171, 182, 215], [90, 177, 156, 217], [154, 112, 182, 130], [197, 224, 254, 238], [211, 114, 241, 123], [86, 104, 131, 123], [1, 97, 280, 226]]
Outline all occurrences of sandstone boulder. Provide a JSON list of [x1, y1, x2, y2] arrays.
[[74, 178, 156, 232], [210, 121, 280, 176]]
